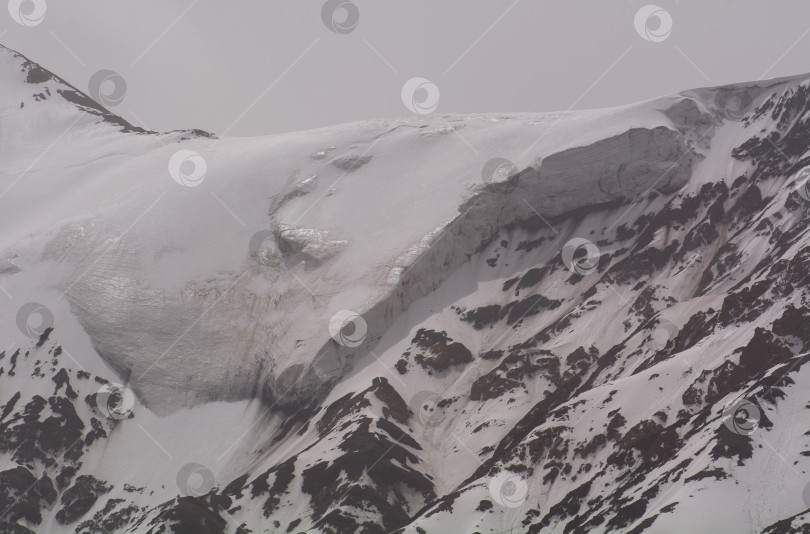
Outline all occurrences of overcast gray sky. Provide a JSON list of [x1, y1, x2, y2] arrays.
[[3, 0, 809, 136]]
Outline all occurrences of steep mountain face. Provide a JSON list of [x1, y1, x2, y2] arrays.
[[1, 43, 810, 534]]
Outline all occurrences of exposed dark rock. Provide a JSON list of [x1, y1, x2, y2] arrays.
[[56, 475, 112, 524], [52, 368, 78, 400], [410, 329, 473, 371], [718, 280, 772, 326], [458, 294, 562, 330], [332, 155, 372, 171], [148, 495, 230, 534], [608, 241, 680, 284], [471, 349, 558, 401], [0, 466, 57, 525]]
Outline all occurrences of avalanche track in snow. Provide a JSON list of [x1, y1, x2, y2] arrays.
[[2, 43, 810, 533]]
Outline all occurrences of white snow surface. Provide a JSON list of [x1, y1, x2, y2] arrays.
[[2, 43, 810, 534]]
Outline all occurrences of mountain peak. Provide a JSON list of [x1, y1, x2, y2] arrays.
[[1, 45, 810, 533]]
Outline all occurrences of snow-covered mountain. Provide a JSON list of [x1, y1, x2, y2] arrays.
[[2, 43, 810, 533]]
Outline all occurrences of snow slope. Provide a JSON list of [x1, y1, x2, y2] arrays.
[[2, 43, 810, 533]]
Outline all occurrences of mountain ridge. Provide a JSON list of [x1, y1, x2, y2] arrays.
[[1, 44, 810, 533]]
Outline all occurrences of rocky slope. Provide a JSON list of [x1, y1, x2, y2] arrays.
[[1, 43, 810, 533]]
